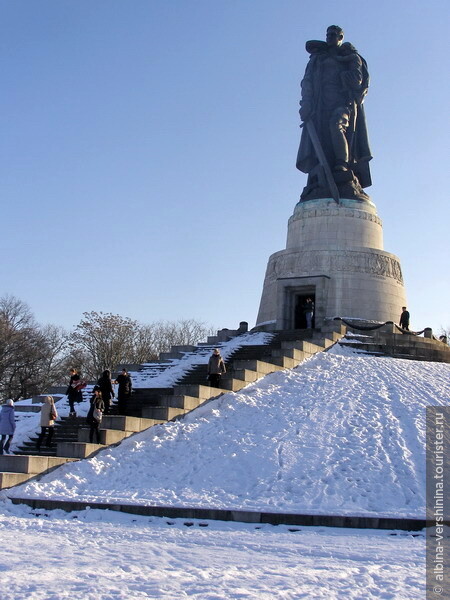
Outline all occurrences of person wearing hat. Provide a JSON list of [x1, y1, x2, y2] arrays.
[[0, 399, 16, 455], [207, 348, 226, 388]]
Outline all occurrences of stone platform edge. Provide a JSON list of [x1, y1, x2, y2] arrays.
[[9, 497, 426, 531]]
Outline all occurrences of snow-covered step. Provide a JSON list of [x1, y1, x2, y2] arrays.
[[232, 359, 284, 375], [77, 428, 132, 445], [266, 356, 301, 369], [13, 405, 42, 413], [141, 406, 188, 421], [0, 472, 35, 490], [0, 455, 75, 474], [158, 395, 202, 410], [280, 340, 325, 354], [219, 377, 252, 392], [174, 384, 229, 400], [101, 415, 163, 432], [271, 347, 309, 362], [225, 368, 266, 384], [57, 442, 105, 459]]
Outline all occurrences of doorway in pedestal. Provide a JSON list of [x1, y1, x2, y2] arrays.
[[294, 292, 316, 329]]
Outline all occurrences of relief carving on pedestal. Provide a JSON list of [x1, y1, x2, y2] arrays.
[[293, 207, 382, 227], [266, 249, 403, 284]]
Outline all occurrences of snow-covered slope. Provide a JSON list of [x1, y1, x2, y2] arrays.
[[6, 347, 449, 519]]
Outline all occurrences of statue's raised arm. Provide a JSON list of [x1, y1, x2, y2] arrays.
[[296, 25, 372, 203]]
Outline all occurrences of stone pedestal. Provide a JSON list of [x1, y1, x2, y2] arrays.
[[256, 198, 407, 330]]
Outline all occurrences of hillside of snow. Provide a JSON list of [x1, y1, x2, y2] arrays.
[[5, 347, 450, 519]]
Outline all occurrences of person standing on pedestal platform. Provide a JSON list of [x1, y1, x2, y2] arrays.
[[207, 349, 226, 388], [114, 368, 133, 415], [303, 297, 315, 329], [0, 400, 16, 455], [399, 307, 410, 331]]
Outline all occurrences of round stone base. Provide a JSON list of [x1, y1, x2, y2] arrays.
[[256, 198, 407, 330], [287, 198, 383, 251], [256, 246, 407, 329]]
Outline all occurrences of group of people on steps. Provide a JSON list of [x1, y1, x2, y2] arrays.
[[32, 367, 133, 451], [1, 346, 227, 454], [66, 367, 133, 418]]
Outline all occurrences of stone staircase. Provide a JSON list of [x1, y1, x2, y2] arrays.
[[0, 455, 78, 490], [0, 324, 346, 490], [338, 326, 450, 363]]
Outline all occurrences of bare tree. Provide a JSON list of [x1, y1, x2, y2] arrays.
[[0, 295, 217, 399], [149, 319, 214, 356], [132, 324, 160, 363], [0, 295, 68, 400], [70, 313, 215, 375], [35, 324, 71, 389], [71, 312, 139, 378]]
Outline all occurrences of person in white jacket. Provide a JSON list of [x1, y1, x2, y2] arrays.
[[36, 396, 58, 451]]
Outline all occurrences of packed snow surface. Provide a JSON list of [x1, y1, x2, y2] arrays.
[[6, 349, 450, 518], [0, 502, 424, 600]]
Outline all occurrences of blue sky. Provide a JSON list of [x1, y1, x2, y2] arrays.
[[1, 0, 449, 334]]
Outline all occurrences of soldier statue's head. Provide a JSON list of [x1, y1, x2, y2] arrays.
[[326, 25, 344, 47]]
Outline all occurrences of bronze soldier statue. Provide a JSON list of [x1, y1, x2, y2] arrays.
[[296, 25, 372, 202]]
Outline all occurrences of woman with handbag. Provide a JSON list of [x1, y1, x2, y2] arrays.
[[36, 396, 58, 451], [86, 388, 105, 444]]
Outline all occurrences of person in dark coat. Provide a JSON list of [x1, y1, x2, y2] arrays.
[[65, 368, 83, 417], [37, 396, 58, 451], [97, 370, 114, 414], [0, 400, 16, 455], [114, 368, 132, 415], [207, 349, 226, 388], [302, 297, 314, 329], [399, 307, 410, 331], [86, 388, 105, 444]]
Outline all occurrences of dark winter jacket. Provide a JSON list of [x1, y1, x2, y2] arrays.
[[116, 374, 132, 399], [86, 395, 105, 425], [97, 375, 114, 402], [0, 405, 16, 436], [399, 310, 410, 328], [66, 374, 83, 402], [302, 299, 314, 315]]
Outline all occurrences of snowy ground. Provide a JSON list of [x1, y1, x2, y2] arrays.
[[5, 348, 450, 519], [1, 345, 444, 598], [0, 501, 424, 600]]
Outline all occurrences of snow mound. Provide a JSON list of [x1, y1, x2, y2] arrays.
[[5, 352, 450, 518]]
